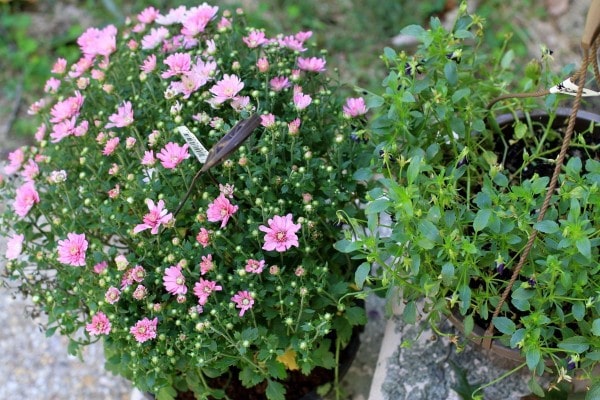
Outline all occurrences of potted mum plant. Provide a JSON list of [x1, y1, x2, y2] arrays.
[[0, 4, 370, 400], [337, 2, 600, 398]]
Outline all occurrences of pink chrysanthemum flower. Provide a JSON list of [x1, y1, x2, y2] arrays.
[[93, 261, 108, 274], [163, 265, 187, 295], [50, 91, 84, 124], [137, 6, 159, 24], [260, 114, 275, 128], [209, 74, 244, 104], [133, 284, 148, 300], [269, 76, 290, 92], [259, 213, 301, 252], [156, 142, 190, 169], [13, 182, 40, 218], [141, 150, 156, 166], [297, 56, 327, 72], [245, 259, 265, 274], [50, 117, 77, 143], [155, 5, 187, 25], [293, 91, 312, 111], [57, 232, 88, 266], [44, 77, 61, 93], [161, 52, 192, 78], [105, 101, 134, 129], [288, 118, 301, 135], [343, 97, 368, 118], [51, 57, 68, 74], [199, 254, 214, 275], [131, 265, 146, 282], [256, 57, 269, 72], [206, 194, 238, 228], [130, 317, 158, 343], [231, 290, 254, 317], [193, 278, 222, 305], [196, 228, 211, 248], [279, 35, 306, 52], [243, 30, 269, 48], [105, 286, 121, 304], [133, 199, 173, 235], [103, 137, 120, 156], [85, 312, 111, 336], [5, 233, 24, 260], [141, 54, 157, 73], [141, 27, 169, 50], [181, 4, 219, 36], [4, 148, 24, 175], [21, 159, 39, 182], [77, 25, 117, 58]]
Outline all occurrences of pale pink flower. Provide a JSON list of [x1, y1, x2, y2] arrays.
[[295, 266, 305, 277], [57, 232, 88, 266], [181, 4, 219, 36], [48, 170, 67, 184], [74, 120, 89, 137], [114, 254, 129, 270], [68, 56, 94, 78], [109, 166, 120, 179], [93, 261, 108, 274], [205, 39, 216, 54], [256, 57, 269, 73], [260, 114, 275, 128], [155, 5, 187, 25], [108, 184, 120, 199], [137, 6, 159, 24], [207, 194, 238, 228], [91, 69, 105, 81], [141, 27, 169, 50], [50, 91, 84, 124], [141, 150, 156, 166], [6, 233, 24, 260], [297, 56, 326, 72], [245, 259, 265, 274], [50, 117, 77, 143], [269, 76, 290, 92], [161, 53, 192, 78], [86, 312, 111, 336], [105, 286, 121, 304], [27, 99, 46, 115], [343, 97, 368, 118], [290, 69, 301, 81], [132, 284, 148, 300], [126, 137, 136, 149], [77, 25, 117, 58], [293, 91, 312, 110], [259, 214, 301, 252], [156, 142, 190, 169], [193, 278, 222, 305], [279, 35, 306, 52], [196, 228, 211, 248], [51, 58, 68, 74], [105, 101, 134, 129], [217, 16, 231, 31], [130, 317, 158, 343], [133, 199, 173, 235], [22, 159, 39, 182], [127, 39, 138, 51], [131, 265, 146, 282], [13, 182, 40, 218], [231, 96, 250, 112], [231, 290, 254, 317], [148, 130, 160, 147], [219, 183, 235, 198], [120, 269, 135, 289], [44, 77, 61, 93], [4, 148, 25, 175], [140, 54, 157, 73], [209, 74, 244, 104], [199, 254, 214, 275], [243, 30, 268, 48], [295, 31, 313, 42], [163, 265, 187, 295], [76, 77, 90, 90], [103, 137, 120, 156], [288, 118, 301, 135], [34, 124, 46, 142]]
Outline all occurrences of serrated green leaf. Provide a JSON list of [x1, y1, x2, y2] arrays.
[[355, 262, 370, 289], [493, 172, 509, 187], [156, 386, 178, 400], [353, 167, 373, 181], [266, 380, 286, 400], [534, 220, 559, 234], [492, 316, 516, 335], [365, 93, 384, 109], [473, 209, 491, 232]]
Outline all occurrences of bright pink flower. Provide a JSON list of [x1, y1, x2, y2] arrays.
[[181, 4, 219, 36], [105, 101, 134, 129], [156, 142, 190, 169], [217, 16, 231, 30], [137, 6, 159, 24], [57, 232, 88, 266], [231, 290, 254, 317], [161, 53, 192, 78], [133, 199, 173, 235], [68, 56, 94, 79], [259, 213, 301, 252], [50, 91, 84, 124], [44, 77, 61, 93], [141, 27, 169, 50], [141, 150, 156, 166], [105, 286, 120, 304], [293, 91, 312, 110], [52, 58, 67, 74], [86, 312, 111, 336], [207, 194, 238, 228], [13, 182, 40, 218], [288, 118, 301, 135], [260, 114, 275, 128], [245, 259, 265, 274], [6, 233, 24, 260], [108, 184, 120, 199], [130, 317, 158, 343], [199, 254, 214, 275], [196, 228, 211, 248], [93, 261, 108, 274], [4, 148, 24, 175], [103, 137, 120, 156], [243, 30, 269, 48], [256, 57, 269, 73], [193, 278, 222, 305], [21, 159, 39, 182], [77, 25, 117, 58], [209, 74, 244, 104], [50, 117, 77, 143], [279, 35, 306, 52], [74, 120, 89, 137], [140, 54, 157, 73], [163, 265, 187, 295], [295, 31, 313, 42], [343, 97, 368, 118], [297, 56, 326, 72], [269, 76, 290, 92]]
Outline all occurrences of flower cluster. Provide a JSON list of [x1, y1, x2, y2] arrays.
[[0, 4, 369, 399]]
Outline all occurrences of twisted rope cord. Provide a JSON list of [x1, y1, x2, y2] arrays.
[[480, 46, 593, 349]]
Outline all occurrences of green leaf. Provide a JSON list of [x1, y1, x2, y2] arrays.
[[451, 88, 470, 103], [587, 381, 600, 400], [473, 209, 491, 232], [400, 25, 426, 38], [402, 91, 416, 103], [240, 366, 265, 387], [525, 348, 541, 371], [444, 61, 458, 85], [266, 380, 286, 400], [333, 239, 360, 254], [441, 262, 455, 286], [527, 377, 545, 397], [534, 220, 559, 234], [501, 49, 515, 69], [353, 168, 372, 181], [365, 93, 384, 109], [576, 237, 592, 259], [383, 46, 397, 60], [462, 314, 474, 337], [403, 301, 417, 324], [355, 262, 370, 289], [557, 336, 590, 353], [492, 316, 516, 335], [514, 121, 528, 139], [366, 197, 391, 214], [407, 154, 422, 184], [418, 220, 440, 243], [493, 172, 509, 187], [592, 319, 600, 336], [156, 386, 178, 400], [572, 302, 585, 321]]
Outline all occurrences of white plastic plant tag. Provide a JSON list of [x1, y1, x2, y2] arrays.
[[549, 78, 600, 97], [176, 126, 208, 163]]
